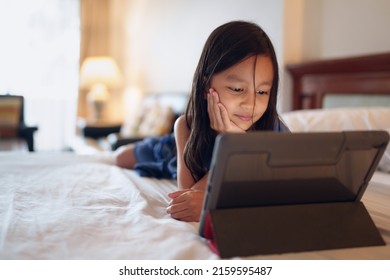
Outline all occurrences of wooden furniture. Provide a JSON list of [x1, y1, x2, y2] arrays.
[[76, 118, 122, 139], [75, 118, 136, 151], [286, 52, 390, 110], [0, 94, 38, 152]]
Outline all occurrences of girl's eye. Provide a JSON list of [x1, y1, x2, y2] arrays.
[[229, 87, 244, 93], [256, 90, 268, 95]]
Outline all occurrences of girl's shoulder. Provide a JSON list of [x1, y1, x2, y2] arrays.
[[174, 115, 190, 139], [174, 115, 191, 156]]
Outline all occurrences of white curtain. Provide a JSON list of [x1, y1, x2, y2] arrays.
[[0, 0, 80, 151]]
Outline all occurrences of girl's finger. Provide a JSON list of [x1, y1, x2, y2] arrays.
[[207, 91, 216, 127], [211, 90, 224, 130], [167, 190, 187, 199], [218, 103, 231, 129]]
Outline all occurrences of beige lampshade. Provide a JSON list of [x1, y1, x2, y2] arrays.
[[79, 56, 123, 90], [79, 56, 123, 121]]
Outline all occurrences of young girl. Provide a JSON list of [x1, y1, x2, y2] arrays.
[[166, 20, 289, 222]]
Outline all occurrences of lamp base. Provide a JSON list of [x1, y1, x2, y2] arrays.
[[90, 100, 105, 123], [87, 83, 109, 123]]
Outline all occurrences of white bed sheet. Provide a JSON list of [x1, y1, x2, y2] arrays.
[[0, 152, 389, 260], [0, 152, 217, 260]]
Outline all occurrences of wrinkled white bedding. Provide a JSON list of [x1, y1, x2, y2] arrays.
[[0, 152, 217, 260], [0, 152, 389, 260]]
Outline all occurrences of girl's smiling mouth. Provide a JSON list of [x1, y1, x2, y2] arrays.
[[236, 114, 253, 121]]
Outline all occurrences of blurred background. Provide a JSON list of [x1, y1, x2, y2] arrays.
[[0, 0, 389, 152]]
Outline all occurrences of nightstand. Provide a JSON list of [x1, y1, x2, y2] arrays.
[[77, 118, 122, 139], [73, 118, 144, 152]]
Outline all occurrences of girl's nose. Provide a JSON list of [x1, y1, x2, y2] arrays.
[[241, 89, 256, 108]]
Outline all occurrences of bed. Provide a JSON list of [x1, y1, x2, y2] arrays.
[[1, 52, 390, 260]]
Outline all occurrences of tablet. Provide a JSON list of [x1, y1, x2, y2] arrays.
[[199, 130, 389, 237]]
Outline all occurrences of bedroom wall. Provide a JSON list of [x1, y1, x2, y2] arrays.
[[124, 0, 284, 94], [118, 0, 284, 119], [114, 0, 390, 117], [309, 0, 390, 59], [285, 0, 390, 61], [282, 0, 390, 111]]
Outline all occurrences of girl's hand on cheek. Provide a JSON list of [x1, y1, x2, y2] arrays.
[[207, 89, 245, 133]]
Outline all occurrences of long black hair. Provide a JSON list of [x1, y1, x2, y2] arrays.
[[184, 20, 280, 181]]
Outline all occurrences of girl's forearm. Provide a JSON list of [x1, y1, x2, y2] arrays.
[[190, 173, 208, 191]]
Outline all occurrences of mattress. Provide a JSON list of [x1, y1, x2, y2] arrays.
[[0, 152, 389, 259]]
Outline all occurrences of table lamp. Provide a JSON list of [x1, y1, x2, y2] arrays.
[[79, 56, 123, 122]]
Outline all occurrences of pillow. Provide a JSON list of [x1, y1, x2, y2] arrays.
[[120, 100, 174, 138], [377, 128, 390, 173], [280, 107, 390, 173], [280, 107, 390, 132], [137, 102, 174, 137]]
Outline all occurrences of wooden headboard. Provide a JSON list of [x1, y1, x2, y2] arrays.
[[286, 52, 390, 110]]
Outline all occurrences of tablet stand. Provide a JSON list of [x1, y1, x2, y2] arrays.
[[207, 201, 385, 258]]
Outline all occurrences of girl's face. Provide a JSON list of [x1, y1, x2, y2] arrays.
[[209, 55, 273, 131]]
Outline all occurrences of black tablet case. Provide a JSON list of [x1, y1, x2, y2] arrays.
[[199, 131, 389, 258]]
